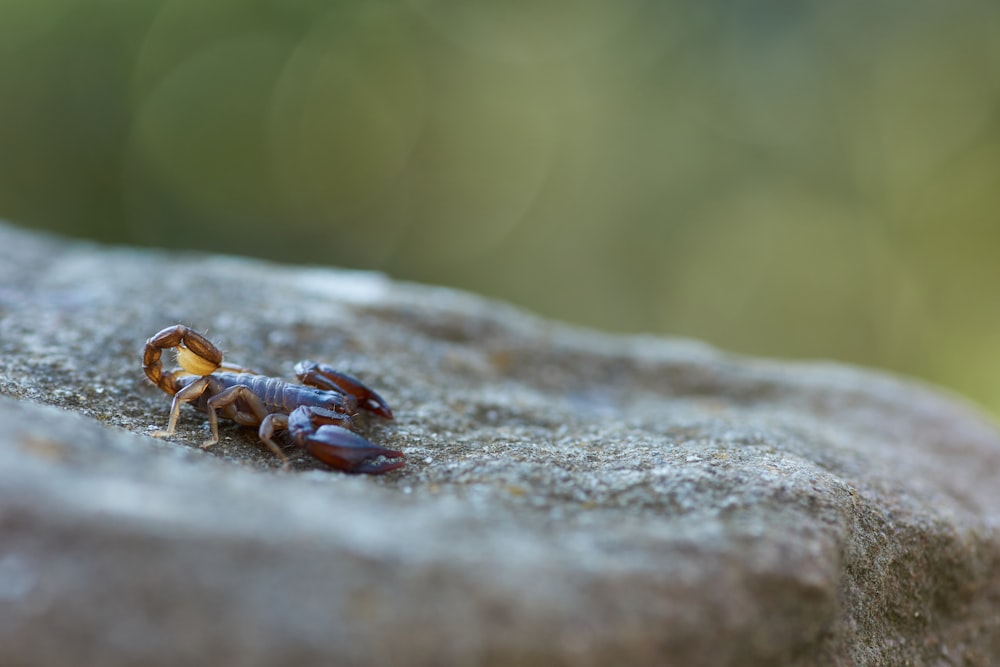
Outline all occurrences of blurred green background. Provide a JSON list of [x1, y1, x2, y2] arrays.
[[2, 0, 999, 415]]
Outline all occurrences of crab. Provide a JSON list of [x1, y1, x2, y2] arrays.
[[142, 324, 404, 473]]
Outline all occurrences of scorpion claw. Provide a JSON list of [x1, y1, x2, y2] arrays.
[[299, 425, 405, 474], [295, 361, 394, 419]]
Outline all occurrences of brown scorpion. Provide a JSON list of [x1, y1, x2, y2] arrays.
[[143, 325, 404, 473]]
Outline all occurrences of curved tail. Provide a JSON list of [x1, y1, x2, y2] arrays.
[[143, 325, 223, 395]]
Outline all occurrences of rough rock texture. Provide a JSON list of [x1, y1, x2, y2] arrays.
[[0, 221, 998, 666]]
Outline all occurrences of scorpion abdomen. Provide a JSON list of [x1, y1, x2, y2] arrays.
[[213, 373, 348, 415]]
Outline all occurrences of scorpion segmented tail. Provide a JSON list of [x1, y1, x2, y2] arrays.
[[143, 342, 181, 394], [143, 325, 223, 396]]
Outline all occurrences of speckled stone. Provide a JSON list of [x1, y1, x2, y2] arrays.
[[0, 221, 998, 666]]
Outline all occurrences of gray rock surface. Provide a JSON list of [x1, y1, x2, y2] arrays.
[[0, 221, 998, 666]]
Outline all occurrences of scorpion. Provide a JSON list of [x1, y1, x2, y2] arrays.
[[142, 324, 404, 474]]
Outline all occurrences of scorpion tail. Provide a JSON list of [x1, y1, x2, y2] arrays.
[[301, 424, 405, 474], [143, 325, 224, 395]]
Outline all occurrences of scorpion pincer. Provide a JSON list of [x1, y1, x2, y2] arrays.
[[142, 325, 404, 474]]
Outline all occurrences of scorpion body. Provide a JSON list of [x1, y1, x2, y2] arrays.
[[175, 373, 353, 416], [143, 325, 403, 473]]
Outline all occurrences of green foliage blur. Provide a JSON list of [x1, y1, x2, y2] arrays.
[[2, 0, 1000, 415]]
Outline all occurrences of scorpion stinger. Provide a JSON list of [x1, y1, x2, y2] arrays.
[[143, 325, 403, 474]]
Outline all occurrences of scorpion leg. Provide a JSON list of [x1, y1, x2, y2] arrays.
[[294, 361, 394, 419], [152, 376, 214, 439], [203, 385, 271, 451], [258, 413, 291, 468], [288, 405, 404, 474]]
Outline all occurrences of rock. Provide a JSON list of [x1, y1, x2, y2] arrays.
[[0, 220, 998, 666]]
